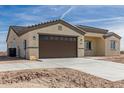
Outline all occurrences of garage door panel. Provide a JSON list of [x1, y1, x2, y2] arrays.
[[39, 35, 77, 58]]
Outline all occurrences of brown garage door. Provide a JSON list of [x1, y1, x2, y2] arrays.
[[39, 35, 77, 58]]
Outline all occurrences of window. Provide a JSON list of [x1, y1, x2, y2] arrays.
[[54, 36, 59, 40], [58, 25, 62, 31], [60, 37, 64, 40], [85, 40, 92, 50], [64, 37, 68, 41], [40, 36, 49, 40], [50, 36, 54, 40], [110, 40, 116, 50]]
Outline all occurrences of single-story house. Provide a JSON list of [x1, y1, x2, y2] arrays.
[[6, 19, 121, 59]]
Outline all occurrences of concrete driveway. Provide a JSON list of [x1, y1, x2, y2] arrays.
[[0, 58, 124, 81], [40, 58, 124, 81]]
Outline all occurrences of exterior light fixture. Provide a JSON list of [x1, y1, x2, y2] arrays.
[[33, 36, 36, 40]]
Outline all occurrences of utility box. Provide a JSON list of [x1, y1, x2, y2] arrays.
[[8, 48, 16, 57]]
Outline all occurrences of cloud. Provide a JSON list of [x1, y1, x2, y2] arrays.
[[13, 6, 70, 22], [0, 31, 7, 51], [32, 6, 59, 13], [60, 6, 74, 19], [71, 16, 124, 24], [0, 31, 7, 41], [14, 13, 42, 21]]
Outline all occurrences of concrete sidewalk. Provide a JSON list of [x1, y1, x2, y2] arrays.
[[0, 58, 124, 81]]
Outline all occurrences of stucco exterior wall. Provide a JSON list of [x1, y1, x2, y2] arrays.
[[7, 29, 30, 59], [85, 32, 104, 38], [105, 36, 120, 56], [7, 29, 19, 57], [95, 38, 105, 56], [18, 33, 30, 59], [7, 29, 18, 48]]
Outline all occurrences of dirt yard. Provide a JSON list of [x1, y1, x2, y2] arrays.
[[91, 54, 124, 64], [0, 68, 123, 88]]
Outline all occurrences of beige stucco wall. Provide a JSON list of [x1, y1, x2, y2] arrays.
[[18, 33, 30, 59], [95, 37, 105, 56], [7, 29, 18, 48], [85, 32, 104, 38], [84, 32, 105, 56], [21, 23, 84, 59], [7, 29, 19, 57], [7, 29, 30, 59], [105, 36, 120, 56]]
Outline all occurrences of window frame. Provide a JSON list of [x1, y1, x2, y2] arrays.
[[85, 40, 92, 50], [110, 40, 116, 50]]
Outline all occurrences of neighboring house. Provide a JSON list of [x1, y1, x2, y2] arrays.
[[6, 19, 121, 59]]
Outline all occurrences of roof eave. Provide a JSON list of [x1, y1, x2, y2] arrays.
[[103, 34, 121, 39]]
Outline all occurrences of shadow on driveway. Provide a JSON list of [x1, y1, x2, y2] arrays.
[[0, 56, 24, 61]]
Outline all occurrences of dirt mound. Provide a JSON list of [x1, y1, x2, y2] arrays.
[[0, 68, 124, 88]]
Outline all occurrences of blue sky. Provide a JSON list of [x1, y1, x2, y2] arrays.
[[0, 5, 124, 51]]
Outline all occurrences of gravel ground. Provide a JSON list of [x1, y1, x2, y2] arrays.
[[0, 68, 123, 88]]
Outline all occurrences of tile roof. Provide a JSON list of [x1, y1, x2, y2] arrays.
[[7, 19, 121, 41], [9, 19, 86, 36], [10, 26, 28, 36], [76, 25, 108, 34]]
